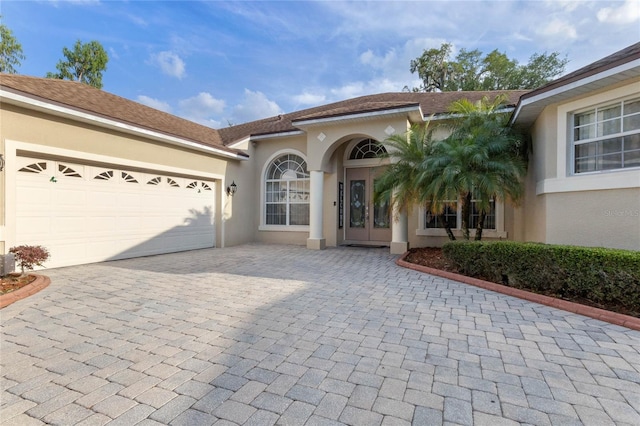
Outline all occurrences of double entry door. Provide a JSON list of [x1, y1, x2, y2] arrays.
[[345, 167, 391, 242]]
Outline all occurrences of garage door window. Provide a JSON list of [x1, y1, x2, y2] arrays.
[[19, 162, 47, 173]]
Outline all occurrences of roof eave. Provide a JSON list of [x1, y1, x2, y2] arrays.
[[430, 106, 516, 122], [250, 130, 306, 141], [510, 59, 640, 128], [292, 105, 423, 127], [1, 88, 248, 161]]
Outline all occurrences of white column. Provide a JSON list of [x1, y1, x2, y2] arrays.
[[307, 170, 326, 249], [390, 192, 409, 254]]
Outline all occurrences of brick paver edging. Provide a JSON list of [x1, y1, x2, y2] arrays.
[[0, 274, 50, 309], [396, 253, 640, 331]]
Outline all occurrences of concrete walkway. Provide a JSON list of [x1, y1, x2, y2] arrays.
[[1, 244, 639, 425]]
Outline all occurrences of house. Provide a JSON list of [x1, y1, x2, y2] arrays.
[[1, 43, 638, 268]]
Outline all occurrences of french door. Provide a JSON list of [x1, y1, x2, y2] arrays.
[[345, 167, 391, 242]]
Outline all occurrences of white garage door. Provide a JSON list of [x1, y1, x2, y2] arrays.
[[16, 157, 216, 268]]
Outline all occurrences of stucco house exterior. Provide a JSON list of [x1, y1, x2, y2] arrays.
[[1, 43, 638, 268]]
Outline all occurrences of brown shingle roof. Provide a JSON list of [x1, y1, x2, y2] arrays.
[[219, 90, 527, 144], [0, 74, 247, 158]]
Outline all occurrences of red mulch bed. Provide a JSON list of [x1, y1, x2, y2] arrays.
[[404, 247, 459, 274], [1, 274, 37, 295]]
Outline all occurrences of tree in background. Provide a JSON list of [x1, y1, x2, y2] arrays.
[[46, 40, 108, 89], [0, 18, 25, 73], [424, 95, 527, 240], [408, 43, 568, 92]]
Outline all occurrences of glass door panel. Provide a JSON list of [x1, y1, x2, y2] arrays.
[[349, 180, 366, 228]]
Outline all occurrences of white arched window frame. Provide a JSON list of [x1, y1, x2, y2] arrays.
[[260, 150, 310, 231], [343, 138, 391, 168]]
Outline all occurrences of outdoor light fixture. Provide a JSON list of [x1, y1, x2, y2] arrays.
[[0, 154, 4, 172], [226, 181, 237, 196]]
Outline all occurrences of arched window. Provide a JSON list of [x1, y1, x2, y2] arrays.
[[265, 153, 310, 226], [349, 138, 387, 160]]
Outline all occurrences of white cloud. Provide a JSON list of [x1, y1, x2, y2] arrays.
[[109, 47, 119, 60], [137, 95, 171, 113], [356, 38, 446, 94], [151, 51, 186, 79], [368, 78, 404, 93], [543, 0, 579, 13], [125, 13, 148, 27], [178, 92, 226, 127], [537, 18, 578, 40], [597, 0, 640, 24], [292, 92, 326, 106], [230, 89, 282, 124], [360, 48, 397, 69], [328, 78, 404, 102], [506, 31, 534, 43], [47, 0, 100, 5], [179, 92, 226, 116], [330, 82, 365, 100]]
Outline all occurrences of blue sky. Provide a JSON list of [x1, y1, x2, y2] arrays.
[[3, 1, 639, 127]]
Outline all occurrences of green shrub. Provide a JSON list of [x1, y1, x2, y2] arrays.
[[442, 241, 640, 316]]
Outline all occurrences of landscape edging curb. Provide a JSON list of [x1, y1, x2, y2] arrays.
[[396, 252, 640, 331], [0, 274, 51, 309]]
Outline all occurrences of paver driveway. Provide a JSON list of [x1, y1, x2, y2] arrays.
[[1, 244, 639, 425]]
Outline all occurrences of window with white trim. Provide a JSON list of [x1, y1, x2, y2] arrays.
[[573, 97, 640, 174], [425, 195, 496, 230], [349, 139, 387, 159], [265, 154, 310, 226]]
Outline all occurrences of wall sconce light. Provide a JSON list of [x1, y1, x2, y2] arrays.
[[226, 181, 237, 196], [0, 154, 4, 172]]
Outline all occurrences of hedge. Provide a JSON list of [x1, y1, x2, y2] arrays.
[[442, 241, 640, 316]]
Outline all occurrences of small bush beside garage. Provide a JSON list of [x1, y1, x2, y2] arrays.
[[442, 241, 640, 317]]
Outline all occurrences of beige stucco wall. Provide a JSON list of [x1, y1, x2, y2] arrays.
[[532, 106, 558, 181], [1, 105, 231, 174], [0, 103, 256, 253], [518, 163, 548, 244], [545, 188, 640, 250], [303, 117, 409, 171], [0, 138, 5, 254], [331, 144, 348, 247], [222, 149, 257, 247]]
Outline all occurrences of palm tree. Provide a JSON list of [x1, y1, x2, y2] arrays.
[[424, 95, 527, 240], [374, 122, 457, 241]]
